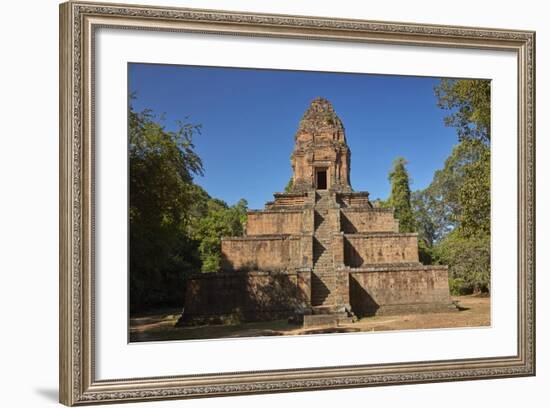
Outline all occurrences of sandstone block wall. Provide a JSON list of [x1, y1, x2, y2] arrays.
[[325, 208, 340, 232], [337, 193, 372, 208], [246, 211, 304, 235], [349, 266, 452, 316], [313, 145, 337, 162], [221, 235, 309, 271], [333, 268, 350, 306], [183, 270, 311, 323], [267, 192, 310, 208], [332, 233, 345, 267], [344, 233, 419, 266], [341, 209, 399, 233]]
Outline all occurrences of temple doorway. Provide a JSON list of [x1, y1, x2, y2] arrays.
[[316, 168, 327, 190]]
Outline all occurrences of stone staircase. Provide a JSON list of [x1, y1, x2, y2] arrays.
[[311, 192, 338, 308]]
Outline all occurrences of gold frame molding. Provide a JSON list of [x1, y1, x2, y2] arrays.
[[59, 1, 536, 405]]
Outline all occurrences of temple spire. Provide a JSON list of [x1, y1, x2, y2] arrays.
[[290, 98, 352, 192], [296, 97, 345, 136]]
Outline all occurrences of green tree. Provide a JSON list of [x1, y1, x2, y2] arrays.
[[128, 103, 205, 312], [457, 143, 490, 237], [414, 139, 490, 243], [411, 190, 437, 246], [426, 79, 491, 294], [387, 157, 415, 233], [435, 79, 491, 143], [433, 231, 490, 294], [192, 198, 248, 272], [128, 100, 251, 311]]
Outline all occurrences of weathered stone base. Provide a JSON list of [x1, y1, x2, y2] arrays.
[[179, 264, 456, 326], [368, 302, 458, 316], [179, 269, 311, 326], [349, 265, 455, 317]]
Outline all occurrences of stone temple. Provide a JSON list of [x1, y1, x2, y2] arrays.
[[181, 97, 455, 327]]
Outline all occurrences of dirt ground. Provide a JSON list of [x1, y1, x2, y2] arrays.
[[129, 295, 490, 342]]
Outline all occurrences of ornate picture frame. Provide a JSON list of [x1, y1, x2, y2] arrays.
[[59, 1, 535, 405]]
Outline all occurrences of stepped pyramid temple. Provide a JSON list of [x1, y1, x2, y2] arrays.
[[181, 97, 455, 327]]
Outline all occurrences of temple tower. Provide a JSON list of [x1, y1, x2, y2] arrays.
[[290, 97, 352, 193], [182, 97, 455, 328]]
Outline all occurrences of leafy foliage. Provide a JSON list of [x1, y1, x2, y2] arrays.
[[432, 231, 490, 294], [387, 157, 415, 233], [413, 139, 490, 244], [129, 102, 247, 313], [192, 199, 248, 272], [422, 79, 491, 294], [129, 104, 204, 313], [411, 190, 438, 247], [435, 79, 491, 143], [381, 79, 493, 294], [457, 143, 490, 237]]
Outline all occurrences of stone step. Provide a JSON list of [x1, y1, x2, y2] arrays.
[[311, 288, 336, 294], [311, 281, 336, 287], [311, 300, 337, 308], [311, 270, 338, 306], [311, 294, 336, 299], [311, 299, 337, 307], [312, 275, 337, 281]]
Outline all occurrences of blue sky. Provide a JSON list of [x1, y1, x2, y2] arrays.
[[129, 63, 459, 210]]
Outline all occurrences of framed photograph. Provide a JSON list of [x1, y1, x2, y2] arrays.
[[59, 1, 535, 405]]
